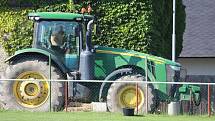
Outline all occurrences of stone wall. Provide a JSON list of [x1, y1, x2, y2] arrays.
[[0, 45, 8, 75]]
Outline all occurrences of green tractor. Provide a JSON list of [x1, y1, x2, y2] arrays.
[[0, 12, 200, 113]]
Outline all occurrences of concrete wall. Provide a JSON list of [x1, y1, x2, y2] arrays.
[[177, 58, 215, 75]]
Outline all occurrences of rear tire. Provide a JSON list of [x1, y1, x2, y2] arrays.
[[107, 75, 157, 114], [0, 57, 65, 111]]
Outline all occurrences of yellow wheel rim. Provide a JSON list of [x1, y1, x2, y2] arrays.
[[13, 71, 49, 108], [118, 86, 144, 108]]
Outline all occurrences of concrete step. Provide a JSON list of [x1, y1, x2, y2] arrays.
[[64, 102, 92, 112], [64, 102, 107, 112]]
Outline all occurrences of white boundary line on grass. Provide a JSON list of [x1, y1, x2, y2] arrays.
[[0, 78, 214, 85]]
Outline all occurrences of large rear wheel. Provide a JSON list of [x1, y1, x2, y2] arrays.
[[0, 57, 65, 111], [107, 75, 157, 114]]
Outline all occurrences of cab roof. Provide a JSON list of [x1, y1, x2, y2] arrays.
[[28, 12, 93, 21]]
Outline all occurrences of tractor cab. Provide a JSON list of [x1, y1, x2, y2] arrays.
[[28, 12, 94, 71]]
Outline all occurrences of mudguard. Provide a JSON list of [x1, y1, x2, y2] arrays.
[[5, 48, 68, 73]]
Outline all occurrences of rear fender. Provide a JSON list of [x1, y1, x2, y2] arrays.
[[5, 48, 68, 73]]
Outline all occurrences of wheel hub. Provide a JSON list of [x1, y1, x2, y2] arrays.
[[118, 86, 144, 108], [20, 81, 41, 100], [13, 71, 49, 108]]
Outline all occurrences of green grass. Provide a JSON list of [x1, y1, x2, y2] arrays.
[[0, 111, 214, 121]]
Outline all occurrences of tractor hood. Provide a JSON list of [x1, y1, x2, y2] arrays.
[[95, 46, 181, 67]]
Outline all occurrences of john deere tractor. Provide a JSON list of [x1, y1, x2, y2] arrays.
[[0, 12, 200, 113]]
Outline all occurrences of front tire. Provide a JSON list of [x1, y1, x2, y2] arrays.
[[0, 57, 65, 111], [107, 75, 157, 114]]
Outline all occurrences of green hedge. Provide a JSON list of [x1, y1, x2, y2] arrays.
[[91, 0, 185, 59], [0, 3, 77, 55], [0, 0, 185, 59], [0, 8, 33, 55]]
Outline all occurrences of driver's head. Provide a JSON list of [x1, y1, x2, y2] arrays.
[[51, 25, 65, 46], [53, 25, 64, 34]]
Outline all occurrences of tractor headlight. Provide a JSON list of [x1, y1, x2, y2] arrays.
[[170, 65, 180, 71], [28, 16, 34, 20], [34, 17, 40, 21], [28, 16, 40, 21]]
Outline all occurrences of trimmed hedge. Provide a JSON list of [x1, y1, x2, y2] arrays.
[[92, 0, 153, 53], [0, 8, 33, 55], [0, 2, 77, 55], [0, 0, 185, 59], [91, 0, 185, 59]]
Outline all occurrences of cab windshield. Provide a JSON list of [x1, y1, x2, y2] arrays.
[[35, 21, 80, 56]]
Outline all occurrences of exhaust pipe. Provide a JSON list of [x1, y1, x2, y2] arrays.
[[86, 20, 94, 51], [79, 20, 95, 80]]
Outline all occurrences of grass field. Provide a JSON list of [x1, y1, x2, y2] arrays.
[[0, 111, 214, 121]]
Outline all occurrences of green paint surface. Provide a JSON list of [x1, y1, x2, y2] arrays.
[[94, 46, 180, 96], [5, 48, 68, 73], [6, 46, 181, 100]]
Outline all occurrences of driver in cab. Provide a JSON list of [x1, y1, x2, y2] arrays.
[[50, 25, 66, 54]]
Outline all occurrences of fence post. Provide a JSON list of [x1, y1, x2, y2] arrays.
[[145, 56, 148, 114], [136, 83, 139, 115], [49, 54, 52, 112], [208, 84, 211, 117], [189, 89, 193, 115], [65, 81, 68, 112]]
